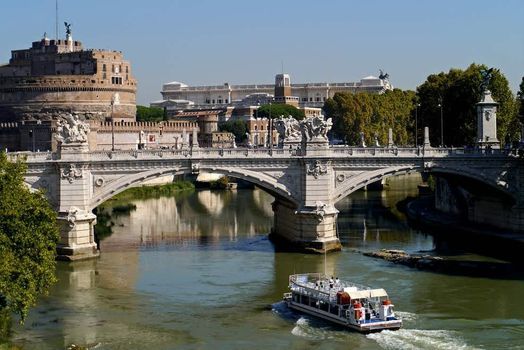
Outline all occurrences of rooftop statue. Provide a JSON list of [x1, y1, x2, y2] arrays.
[[55, 113, 90, 144], [64, 22, 72, 36], [480, 67, 494, 92], [379, 69, 390, 81]]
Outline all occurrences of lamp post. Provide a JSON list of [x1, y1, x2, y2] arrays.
[[437, 97, 443, 147], [111, 100, 115, 151], [269, 102, 272, 150], [415, 103, 420, 147], [30, 129, 35, 152]]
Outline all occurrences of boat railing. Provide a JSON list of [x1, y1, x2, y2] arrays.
[[289, 273, 371, 294]]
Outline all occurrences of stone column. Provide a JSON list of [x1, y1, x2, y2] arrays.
[[192, 128, 200, 149], [423, 127, 431, 149], [271, 199, 341, 253], [56, 142, 99, 260], [270, 158, 341, 253]]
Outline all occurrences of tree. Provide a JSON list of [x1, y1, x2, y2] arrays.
[[218, 120, 247, 143], [0, 153, 59, 328], [417, 64, 518, 146], [136, 105, 165, 122], [256, 104, 305, 120], [517, 76, 524, 127], [323, 89, 416, 146]]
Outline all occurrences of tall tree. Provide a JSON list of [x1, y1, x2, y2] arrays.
[[218, 120, 247, 143], [323, 89, 416, 146], [517, 76, 524, 127], [417, 64, 518, 146], [136, 105, 165, 122], [256, 104, 305, 120], [0, 153, 59, 329]]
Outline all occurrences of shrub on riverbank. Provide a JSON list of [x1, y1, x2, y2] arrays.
[[110, 181, 195, 202]]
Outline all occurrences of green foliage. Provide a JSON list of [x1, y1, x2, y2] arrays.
[[136, 105, 165, 122], [210, 176, 230, 190], [108, 181, 194, 202], [94, 181, 195, 241], [218, 120, 247, 143], [417, 64, 518, 146], [323, 89, 416, 146], [518, 76, 524, 125], [0, 153, 59, 323], [257, 104, 305, 120], [111, 203, 137, 216]]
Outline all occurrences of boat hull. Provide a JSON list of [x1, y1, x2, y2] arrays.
[[286, 300, 402, 333]]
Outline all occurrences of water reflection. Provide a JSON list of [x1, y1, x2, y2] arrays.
[[11, 180, 524, 349], [99, 189, 274, 251]]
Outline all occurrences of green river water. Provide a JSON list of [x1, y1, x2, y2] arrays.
[[8, 176, 524, 349]]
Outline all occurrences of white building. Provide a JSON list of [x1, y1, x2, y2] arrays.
[[154, 73, 392, 110]]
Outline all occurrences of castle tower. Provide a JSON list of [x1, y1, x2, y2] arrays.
[[476, 90, 499, 149], [274, 73, 298, 106]]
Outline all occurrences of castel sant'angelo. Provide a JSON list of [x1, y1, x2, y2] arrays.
[[0, 23, 136, 122]]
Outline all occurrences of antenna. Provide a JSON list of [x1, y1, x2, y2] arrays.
[[281, 60, 284, 74], [55, 0, 59, 40]]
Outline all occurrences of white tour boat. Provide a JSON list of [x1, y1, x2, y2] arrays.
[[283, 273, 402, 333]]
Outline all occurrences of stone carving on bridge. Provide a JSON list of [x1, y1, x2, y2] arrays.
[[61, 164, 83, 183], [307, 160, 329, 179], [191, 163, 200, 174], [301, 115, 332, 142], [94, 177, 105, 187], [314, 201, 327, 222], [55, 113, 90, 144], [66, 206, 80, 228], [275, 116, 302, 142], [275, 115, 333, 143]]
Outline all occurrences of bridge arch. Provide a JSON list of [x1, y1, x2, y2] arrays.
[[427, 164, 517, 203], [333, 165, 421, 204], [332, 163, 517, 205], [89, 166, 297, 210]]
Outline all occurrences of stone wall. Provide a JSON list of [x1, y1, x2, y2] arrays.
[[89, 120, 198, 151]]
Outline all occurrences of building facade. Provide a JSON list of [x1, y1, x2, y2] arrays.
[[0, 30, 137, 122], [157, 73, 392, 110]]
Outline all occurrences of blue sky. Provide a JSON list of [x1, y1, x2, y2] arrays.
[[1, 0, 523, 105]]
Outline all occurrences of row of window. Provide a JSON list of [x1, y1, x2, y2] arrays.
[[111, 76, 123, 85], [302, 97, 326, 102], [205, 99, 228, 104], [102, 64, 129, 74]]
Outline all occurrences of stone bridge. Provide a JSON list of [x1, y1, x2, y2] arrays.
[[10, 138, 523, 260]]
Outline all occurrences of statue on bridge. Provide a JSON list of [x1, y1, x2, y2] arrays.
[[275, 115, 332, 144], [55, 113, 90, 144], [301, 115, 333, 142], [275, 116, 302, 142]]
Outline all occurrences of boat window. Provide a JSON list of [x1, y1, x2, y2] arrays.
[[330, 305, 339, 316]]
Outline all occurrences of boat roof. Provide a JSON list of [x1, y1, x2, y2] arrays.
[[345, 288, 388, 299]]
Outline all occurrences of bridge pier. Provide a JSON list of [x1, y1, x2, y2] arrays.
[[271, 199, 342, 253], [55, 142, 100, 261], [56, 211, 99, 261]]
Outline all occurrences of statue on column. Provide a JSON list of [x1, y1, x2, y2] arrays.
[[479, 68, 494, 92]]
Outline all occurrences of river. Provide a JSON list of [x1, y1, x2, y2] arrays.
[[9, 176, 524, 349]]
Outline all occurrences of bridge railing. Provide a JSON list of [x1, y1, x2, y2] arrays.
[[7, 151, 57, 162], [8, 145, 516, 163]]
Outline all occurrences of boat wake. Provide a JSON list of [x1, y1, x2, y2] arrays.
[[367, 329, 481, 350], [394, 310, 417, 322], [272, 302, 343, 340], [291, 316, 340, 340]]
